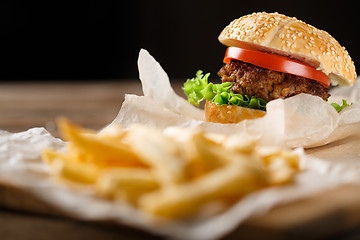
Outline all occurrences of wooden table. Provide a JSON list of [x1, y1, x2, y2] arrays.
[[1, 81, 360, 240]]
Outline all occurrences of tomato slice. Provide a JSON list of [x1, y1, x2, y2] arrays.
[[223, 47, 330, 88]]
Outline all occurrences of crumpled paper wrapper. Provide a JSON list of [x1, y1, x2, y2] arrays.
[[1, 49, 360, 239], [0, 128, 359, 240], [112, 49, 360, 149]]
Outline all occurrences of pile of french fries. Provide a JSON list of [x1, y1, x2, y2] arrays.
[[42, 119, 299, 219]]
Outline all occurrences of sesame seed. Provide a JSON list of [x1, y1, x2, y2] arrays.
[[219, 12, 356, 83]]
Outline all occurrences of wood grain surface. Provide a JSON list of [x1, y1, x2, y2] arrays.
[[0, 81, 143, 135], [1, 81, 360, 240]]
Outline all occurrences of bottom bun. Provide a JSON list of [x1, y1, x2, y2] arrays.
[[205, 100, 266, 123]]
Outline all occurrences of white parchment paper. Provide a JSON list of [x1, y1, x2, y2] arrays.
[[1, 49, 360, 240], [111, 49, 360, 149]]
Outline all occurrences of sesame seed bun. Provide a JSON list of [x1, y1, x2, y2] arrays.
[[205, 100, 266, 123], [218, 12, 356, 86]]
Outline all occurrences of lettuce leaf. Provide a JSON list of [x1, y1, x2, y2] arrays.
[[183, 71, 355, 113], [182, 70, 267, 111], [331, 99, 352, 113]]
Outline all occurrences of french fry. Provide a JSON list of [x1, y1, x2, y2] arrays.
[[42, 148, 65, 165], [139, 153, 267, 219], [256, 147, 299, 184], [42, 118, 300, 220], [266, 157, 297, 185], [57, 118, 147, 168], [53, 159, 101, 184], [96, 168, 159, 204], [255, 146, 298, 163], [222, 135, 257, 155], [43, 149, 101, 184], [98, 125, 128, 142], [127, 125, 187, 186], [184, 130, 228, 179]]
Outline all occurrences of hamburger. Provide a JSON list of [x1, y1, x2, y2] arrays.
[[183, 12, 356, 123]]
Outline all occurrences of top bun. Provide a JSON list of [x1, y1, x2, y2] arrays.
[[219, 12, 356, 86]]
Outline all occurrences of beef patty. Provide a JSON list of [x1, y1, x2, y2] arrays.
[[218, 60, 330, 102]]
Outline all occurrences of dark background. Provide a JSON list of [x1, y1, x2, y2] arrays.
[[1, 1, 359, 81]]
